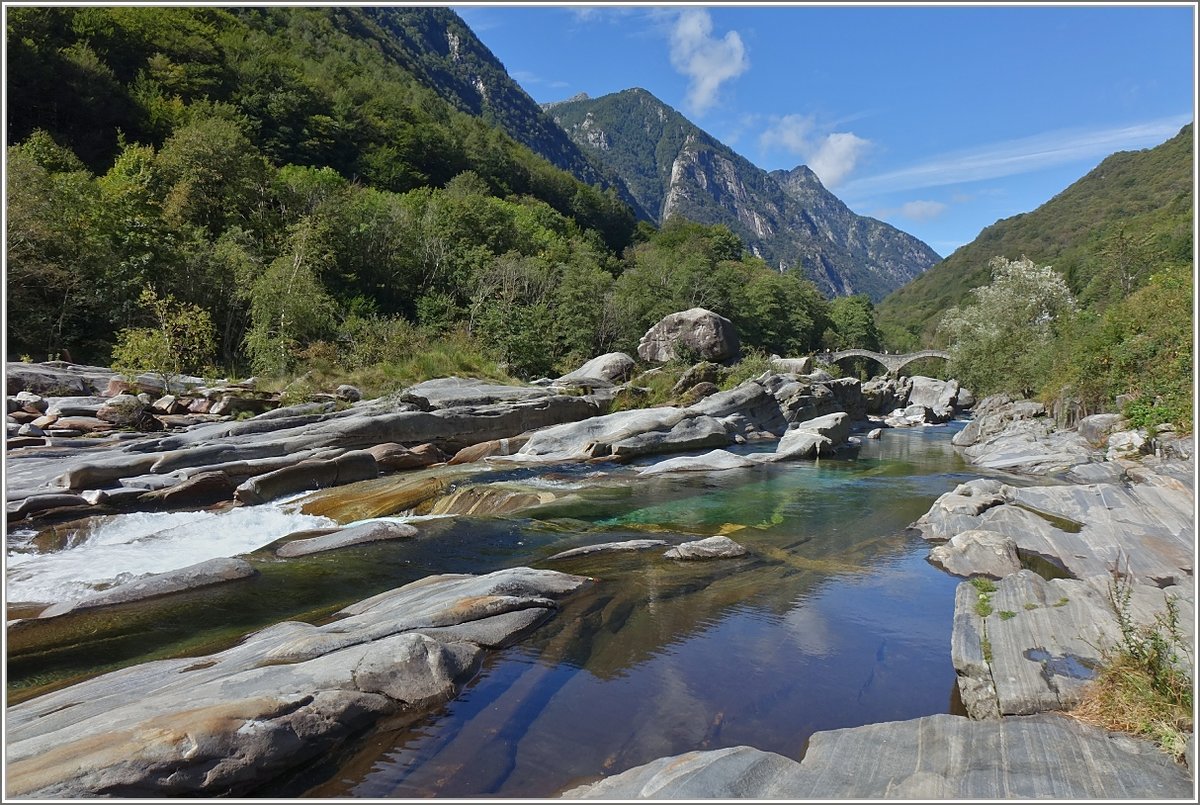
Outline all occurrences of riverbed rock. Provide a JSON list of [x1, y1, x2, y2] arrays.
[[275, 521, 417, 558], [663, 536, 747, 560], [557, 352, 636, 384], [545, 539, 669, 561], [44, 396, 108, 417], [563, 713, 1191, 799], [138, 470, 237, 510], [5, 362, 120, 396], [638, 449, 758, 475], [448, 436, 529, 465], [928, 530, 1021, 579], [637, 308, 739, 364], [950, 395, 1045, 448], [770, 355, 812, 374], [951, 570, 1194, 719], [517, 407, 729, 461], [959, 414, 1099, 475], [918, 478, 1193, 586], [906, 376, 959, 422], [866, 428, 883, 439], [5, 567, 590, 798], [37, 558, 258, 619], [399, 377, 557, 410], [235, 451, 379, 505], [912, 479, 1007, 541], [367, 442, 445, 471], [1107, 429, 1149, 461]]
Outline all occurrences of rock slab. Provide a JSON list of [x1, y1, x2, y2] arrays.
[[563, 713, 1192, 799], [5, 567, 589, 798]]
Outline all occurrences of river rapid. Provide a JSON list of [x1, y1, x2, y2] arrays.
[[7, 421, 1010, 797]]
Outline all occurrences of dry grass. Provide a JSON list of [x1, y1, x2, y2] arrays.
[[1068, 568, 1193, 760]]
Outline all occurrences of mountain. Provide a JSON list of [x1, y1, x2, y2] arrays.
[[876, 124, 1193, 347], [545, 88, 942, 301], [357, 8, 650, 220]]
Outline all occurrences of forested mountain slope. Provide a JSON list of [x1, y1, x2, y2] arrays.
[[876, 124, 1193, 347]]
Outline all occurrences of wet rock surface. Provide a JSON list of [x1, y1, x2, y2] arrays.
[[663, 536, 747, 560]]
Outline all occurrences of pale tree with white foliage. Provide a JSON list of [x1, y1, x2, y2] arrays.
[[937, 255, 1076, 397]]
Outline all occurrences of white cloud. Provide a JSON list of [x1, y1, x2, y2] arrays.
[[840, 115, 1191, 198], [759, 115, 871, 188], [668, 9, 749, 115], [807, 132, 871, 188], [897, 200, 948, 221]]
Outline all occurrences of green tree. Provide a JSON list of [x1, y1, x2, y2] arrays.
[[111, 287, 216, 384], [937, 255, 1076, 397]]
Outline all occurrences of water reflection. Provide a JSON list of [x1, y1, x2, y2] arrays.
[[297, 425, 973, 798]]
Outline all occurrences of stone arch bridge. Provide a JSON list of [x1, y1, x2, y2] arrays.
[[816, 348, 951, 375]]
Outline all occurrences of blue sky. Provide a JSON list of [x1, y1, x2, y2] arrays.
[[452, 3, 1195, 258]]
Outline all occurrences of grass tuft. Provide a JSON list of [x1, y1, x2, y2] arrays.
[[1069, 565, 1193, 759]]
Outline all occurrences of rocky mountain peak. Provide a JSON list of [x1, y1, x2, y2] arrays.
[[547, 89, 941, 301]]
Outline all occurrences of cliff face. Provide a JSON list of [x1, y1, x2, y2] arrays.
[[548, 89, 941, 301], [364, 8, 649, 218]]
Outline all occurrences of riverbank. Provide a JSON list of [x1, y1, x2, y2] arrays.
[[565, 397, 1196, 799], [5, 362, 1192, 798]]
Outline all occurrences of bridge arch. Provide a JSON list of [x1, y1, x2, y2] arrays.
[[816, 348, 950, 376]]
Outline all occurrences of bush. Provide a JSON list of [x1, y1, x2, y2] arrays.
[[111, 287, 215, 384]]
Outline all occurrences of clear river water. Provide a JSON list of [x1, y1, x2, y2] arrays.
[[7, 421, 999, 797]]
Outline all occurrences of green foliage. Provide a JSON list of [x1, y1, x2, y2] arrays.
[[1073, 565, 1193, 759], [938, 256, 1077, 398], [719, 349, 774, 390], [877, 124, 1192, 346], [111, 287, 215, 383]]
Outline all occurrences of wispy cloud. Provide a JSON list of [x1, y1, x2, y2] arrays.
[[759, 114, 871, 188], [668, 9, 749, 115], [883, 201, 945, 223], [841, 116, 1191, 197], [511, 70, 569, 90]]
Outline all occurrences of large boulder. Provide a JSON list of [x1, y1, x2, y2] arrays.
[[557, 352, 636, 384], [235, 451, 379, 505], [515, 407, 729, 462], [928, 530, 1021, 579], [906, 376, 959, 422], [637, 308, 739, 364]]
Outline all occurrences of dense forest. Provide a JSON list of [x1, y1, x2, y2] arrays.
[[6, 6, 876, 385]]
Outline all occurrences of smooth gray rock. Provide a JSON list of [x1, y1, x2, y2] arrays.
[[557, 352, 636, 383], [37, 558, 258, 618], [906, 376, 959, 422], [138, 470, 237, 509], [546, 539, 669, 561], [638, 449, 757, 475], [773, 429, 833, 459], [564, 713, 1191, 799], [44, 396, 108, 417], [5, 362, 119, 396], [950, 394, 1044, 447], [335, 384, 362, 402], [563, 745, 807, 799], [275, 521, 418, 557], [399, 377, 555, 410], [5, 567, 589, 798], [952, 570, 1194, 719], [6, 493, 90, 520], [912, 479, 1006, 541], [928, 530, 1021, 579], [637, 307, 740, 364], [927, 480, 1194, 586], [962, 418, 1098, 474], [866, 428, 883, 439], [609, 414, 730, 459], [518, 407, 717, 461], [663, 536, 747, 560]]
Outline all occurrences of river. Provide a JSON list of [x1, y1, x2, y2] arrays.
[[6, 421, 997, 797]]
